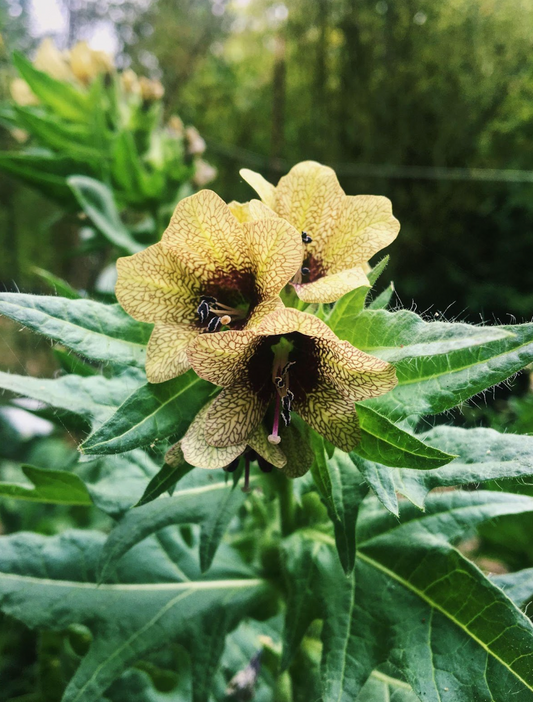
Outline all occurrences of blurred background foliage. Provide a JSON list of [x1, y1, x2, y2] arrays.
[[0, 0, 533, 319]]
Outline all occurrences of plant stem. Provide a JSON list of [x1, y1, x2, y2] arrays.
[[277, 473, 296, 537]]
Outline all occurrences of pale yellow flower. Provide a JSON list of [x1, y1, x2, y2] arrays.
[[10, 78, 39, 106], [187, 307, 397, 453], [116, 190, 303, 383], [34, 38, 74, 82], [69, 41, 113, 84], [240, 161, 400, 304]]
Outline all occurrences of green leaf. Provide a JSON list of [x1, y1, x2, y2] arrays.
[[355, 404, 455, 469], [13, 51, 92, 122], [0, 150, 81, 204], [280, 533, 354, 684], [68, 176, 143, 254], [101, 471, 250, 579], [492, 569, 533, 609], [78, 449, 161, 516], [80, 372, 214, 455], [0, 530, 268, 702], [0, 370, 142, 426], [14, 107, 104, 161], [351, 312, 533, 420], [355, 671, 419, 701], [311, 440, 369, 574], [32, 267, 81, 299], [135, 460, 194, 507], [367, 283, 395, 310], [356, 426, 533, 513], [0, 464, 92, 505], [328, 256, 389, 328], [0, 293, 152, 368], [342, 490, 533, 701]]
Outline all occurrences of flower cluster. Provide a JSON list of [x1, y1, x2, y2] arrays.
[[116, 161, 400, 479]]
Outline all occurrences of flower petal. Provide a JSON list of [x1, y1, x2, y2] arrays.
[[315, 338, 397, 402], [323, 195, 400, 272], [180, 402, 246, 469], [116, 244, 198, 324], [205, 383, 267, 447], [274, 161, 344, 258], [146, 323, 198, 383], [294, 382, 361, 452], [187, 329, 260, 387], [228, 199, 279, 222], [248, 423, 286, 469], [239, 169, 277, 209], [243, 217, 303, 298], [246, 297, 284, 328], [255, 307, 338, 341], [162, 190, 251, 277], [293, 266, 370, 304]]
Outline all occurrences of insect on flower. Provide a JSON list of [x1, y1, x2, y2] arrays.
[[115, 190, 303, 382]]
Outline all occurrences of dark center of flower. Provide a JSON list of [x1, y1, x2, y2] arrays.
[[196, 271, 258, 333], [292, 232, 324, 285]]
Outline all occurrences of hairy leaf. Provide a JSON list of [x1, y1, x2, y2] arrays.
[[0, 294, 152, 368], [355, 404, 455, 469], [100, 471, 250, 579], [0, 530, 268, 702], [80, 372, 213, 455]]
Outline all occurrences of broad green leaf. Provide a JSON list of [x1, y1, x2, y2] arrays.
[[280, 533, 354, 685], [13, 51, 92, 122], [0, 370, 142, 425], [334, 308, 511, 363], [311, 441, 369, 574], [356, 427, 533, 513], [355, 404, 455, 469], [492, 569, 533, 609], [328, 256, 389, 325], [0, 529, 268, 702], [80, 372, 213, 455], [68, 176, 143, 254], [341, 491, 533, 701], [135, 460, 194, 507], [358, 315, 533, 420], [100, 471, 250, 579], [78, 449, 161, 516], [0, 293, 152, 368], [0, 464, 92, 505]]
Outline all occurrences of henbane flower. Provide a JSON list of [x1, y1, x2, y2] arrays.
[[239, 160, 400, 304], [187, 307, 397, 453], [115, 190, 303, 382]]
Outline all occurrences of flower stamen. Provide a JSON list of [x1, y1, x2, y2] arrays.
[[301, 231, 312, 244]]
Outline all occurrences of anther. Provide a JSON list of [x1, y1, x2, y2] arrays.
[[220, 314, 232, 325], [275, 376, 285, 388], [301, 266, 310, 275], [197, 300, 210, 324], [301, 231, 312, 244], [281, 361, 296, 377], [281, 407, 292, 426], [207, 316, 221, 332], [200, 295, 217, 304]]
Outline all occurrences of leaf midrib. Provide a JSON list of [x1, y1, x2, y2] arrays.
[[0, 572, 264, 591], [357, 550, 533, 691]]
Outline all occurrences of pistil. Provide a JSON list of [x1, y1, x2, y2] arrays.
[[197, 296, 247, 332], [268, 394, 282, 445]]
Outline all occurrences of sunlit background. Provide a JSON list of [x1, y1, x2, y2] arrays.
[[2, 0, 533, 320]]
